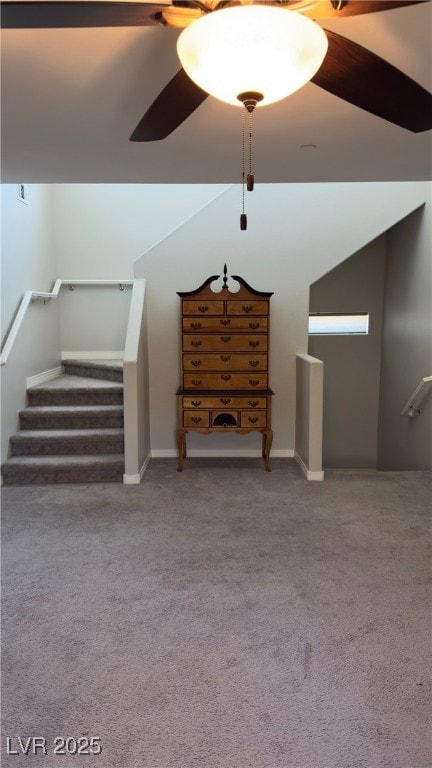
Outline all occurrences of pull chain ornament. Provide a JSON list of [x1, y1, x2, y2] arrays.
[[238, 91, 262, 230]]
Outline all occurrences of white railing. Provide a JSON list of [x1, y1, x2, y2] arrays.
[[123, 278, 150, 483], [401, 376, 432, 417], [0, 279, 133, 366], [295, 353, 324, 481]]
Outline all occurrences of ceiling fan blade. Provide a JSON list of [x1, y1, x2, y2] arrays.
[[300, 0, 427, 21], [0, 1, 166, 29], [130, 68, 208, 141], [311, 30, 432, 132]]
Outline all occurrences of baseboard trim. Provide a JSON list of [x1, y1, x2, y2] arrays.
[[294, 451, 325, 481], [151, 449, 294, 459], [123, 453, 151, 484], [61, 351, 124, 360], [26, 366, 63, 388]]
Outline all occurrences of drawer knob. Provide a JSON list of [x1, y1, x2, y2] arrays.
[[191, 340, 202, 347], [248, 400, 259, 407], [249, 360, 259, 367], [198, 305, 209, 313], [191, 379, 202, 386], [248, 416, 259, 424], [242, 305, 253, 313], [249, 379, 259, 387], [249, 322, 260, 329], [220, 319, 231, 326], [191, 400, 202, 407], [191, 416, 202, 424], [220, 398, 231, 405], [249, 340, 260, 348], [191, 360, 202, 367], [191, 322, 202, 329], [220, 355, 231, 362], [221, 374, 232, 381], [220, 336, 231, 343]]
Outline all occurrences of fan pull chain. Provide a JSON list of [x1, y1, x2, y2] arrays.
[[247, 109, 254, 192], [240, 106, 247, 230], [237, 91, 262, 230]]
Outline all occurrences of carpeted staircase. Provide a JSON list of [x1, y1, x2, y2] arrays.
[[1, 360, 125, 484]]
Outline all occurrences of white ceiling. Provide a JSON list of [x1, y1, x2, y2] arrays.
[[1, 1, 431, 183]]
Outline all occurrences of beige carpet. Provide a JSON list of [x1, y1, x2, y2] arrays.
[[1, 459, 430, 768]]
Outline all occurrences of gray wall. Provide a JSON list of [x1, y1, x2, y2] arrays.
[[308, 236, 386, 469], [378, 200, 432, 470]]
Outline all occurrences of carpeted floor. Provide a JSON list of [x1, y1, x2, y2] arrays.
[[1, 459, 431, 768]]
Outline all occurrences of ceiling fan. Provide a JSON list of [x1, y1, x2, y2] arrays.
[[1, 0, 431, 142]]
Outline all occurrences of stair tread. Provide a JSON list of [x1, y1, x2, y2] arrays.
[[63, 359, 123, 369], [28, 375, 123, 391], [22, 405, 123, 412], [4, 455, 124, 466], [12, 428, 124, 439]]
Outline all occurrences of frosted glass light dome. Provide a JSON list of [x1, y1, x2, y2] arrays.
[[177, 5, 328, 108]]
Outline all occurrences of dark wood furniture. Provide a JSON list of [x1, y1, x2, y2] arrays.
[[176, 266, 274, 471]]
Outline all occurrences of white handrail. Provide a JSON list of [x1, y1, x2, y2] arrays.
[[401, 375, 432, 417], [0, 279, 133, 366], [123, 278, 150, 483]]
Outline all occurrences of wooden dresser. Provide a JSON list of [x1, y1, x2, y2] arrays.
[[176, 265, 274, 471]]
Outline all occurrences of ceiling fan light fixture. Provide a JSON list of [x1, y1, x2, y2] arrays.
[[176, 5, 328, 108]]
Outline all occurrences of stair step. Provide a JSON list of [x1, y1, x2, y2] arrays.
[[1, 455, 124, 485], [20, 405, 124, 430], [27, 375, 123, 406], [63, 359, 123, 383], [10, 429, 124, 456]]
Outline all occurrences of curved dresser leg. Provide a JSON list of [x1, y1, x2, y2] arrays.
[[263, 428, 273, 471], [177, 429, 186, 471]]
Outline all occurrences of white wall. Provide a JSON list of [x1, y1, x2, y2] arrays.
[[2, 181, 428, 466], [53, 184, 230, 278], [133, 181, 428, 455], [1, 184, 60, 463], [1, 185, 56, 336]]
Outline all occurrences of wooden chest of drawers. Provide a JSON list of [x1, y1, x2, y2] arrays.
[[176, 266, 274, 471]]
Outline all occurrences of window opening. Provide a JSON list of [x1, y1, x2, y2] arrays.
[[308, 313, 369, 335]]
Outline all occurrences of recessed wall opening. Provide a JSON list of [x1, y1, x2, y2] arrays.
[[308, 312, 369, 335]]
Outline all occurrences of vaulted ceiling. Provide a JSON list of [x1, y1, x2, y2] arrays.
[[1, 0, 431, 183]]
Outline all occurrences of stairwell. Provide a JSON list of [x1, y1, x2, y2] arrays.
[[1, 360, 125, 484]]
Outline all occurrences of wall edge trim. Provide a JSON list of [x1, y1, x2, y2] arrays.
[[26, 366, 63, 388], [123, 453, 151, 484]]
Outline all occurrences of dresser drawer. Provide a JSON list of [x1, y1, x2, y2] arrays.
[[182, 396, 268, 409], [227, 300, 269, 316], [240, 410, 267, 428], [183, 334, 267, 352], [182, 300, 224, 316], [211, 411, 239, 427], [182, 316, 268, 333], [184, 373, 268, 390], [183, 353, 267, 371], [183, 410, 210, 427]]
